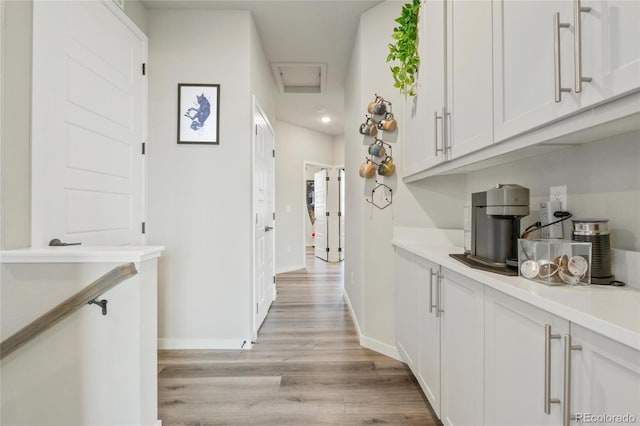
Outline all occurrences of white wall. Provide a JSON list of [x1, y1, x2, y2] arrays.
[[275, 121, 334, 272], [466, 130, 640, 251], [1, 0, 31, 250], [333, 133, 345, 165], [344, 1, 466, 356], [123, 0, 148, 35], [148, 9, 275, 348]]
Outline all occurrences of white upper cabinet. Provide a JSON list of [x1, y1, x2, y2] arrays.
[[493, 0, 578, 142], [493, 0, 640, 143], [577, 0, 640, 108], [402, 0, 446, 176], [446, 0, 494, 159], [403, 0, 493, 178]]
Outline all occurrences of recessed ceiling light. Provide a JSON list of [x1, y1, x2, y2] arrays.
[[321, 116, 331, 124]]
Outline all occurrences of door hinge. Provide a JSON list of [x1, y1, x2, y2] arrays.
[[142, 63, 146, 76], [141, 222, 146, 234], [338, 211, 342, 217], [326, 248, 330, 252], [272, 149, 275, 158], [142, 142, 146, 155], [273, 212, 276, 220], [273, 276, 276, 284], [338, 176, 342, 182], [326, 176, 330, 181], [326, 212, 330, 216], [255, 125, 258, 135]]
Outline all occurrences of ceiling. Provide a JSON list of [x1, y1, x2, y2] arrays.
[[140, 0, 384, 136]]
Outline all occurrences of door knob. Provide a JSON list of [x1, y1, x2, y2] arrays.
[[265, 226, 274, 232]]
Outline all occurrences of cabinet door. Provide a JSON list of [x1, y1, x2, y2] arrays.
[[493, 0, 579, 142], [484, 287, 569, 426], [416, 257, 442, 417], [570, 324, 640, 424], [577, 0, 640, 108], [446, 0, 493, 158], [440, 268, 484, 426], [402, 0, 446, 177], [394, 248, 419, 371]]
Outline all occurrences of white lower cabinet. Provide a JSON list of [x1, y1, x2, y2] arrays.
[[416, 256, 442, 416], [394, 248, 419, 371], [440, 268, 484, 426], [570, 324, 640, 425], [484, 287, 570, 426], [394, 250, 640, 426]]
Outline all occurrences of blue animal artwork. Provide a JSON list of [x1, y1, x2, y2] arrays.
[[184, 94, 211, 131]]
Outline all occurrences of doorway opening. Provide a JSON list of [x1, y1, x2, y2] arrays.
[[303, 161, 345, 264]]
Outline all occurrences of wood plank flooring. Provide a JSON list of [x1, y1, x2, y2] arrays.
[[158, 251, 440, 425]]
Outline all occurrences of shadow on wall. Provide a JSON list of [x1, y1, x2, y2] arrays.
[[406, 174, 467, 229]]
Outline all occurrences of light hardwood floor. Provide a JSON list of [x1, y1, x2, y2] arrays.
[[158, 251, 440, 425]]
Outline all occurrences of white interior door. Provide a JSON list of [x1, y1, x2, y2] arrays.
[[314, 169, 328, 261], [253, 100, 275, 333], [31, 0, 147, 247]]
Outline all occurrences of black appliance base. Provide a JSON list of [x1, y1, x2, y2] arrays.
[[449, 253, 519, 277]]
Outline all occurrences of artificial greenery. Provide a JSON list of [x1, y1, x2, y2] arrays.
[[387, 0, 421, 96]]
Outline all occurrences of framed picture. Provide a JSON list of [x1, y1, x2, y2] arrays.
[[177, 83, 220, 144], [306, 180, 315, 225]]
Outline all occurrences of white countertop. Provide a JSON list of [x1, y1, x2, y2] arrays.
[[0, 246, 165, 264], [392, 239, 640, 352]]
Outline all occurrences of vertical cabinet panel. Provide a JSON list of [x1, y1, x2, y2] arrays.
[[416, 257, 442, 416], [447, 0, 494, 158], [402, 0, 446, 176], [484, 287, 569, 426], [440, 268, 484, 426], [394, 248, 420, 370], [570, 324, 640, 423]]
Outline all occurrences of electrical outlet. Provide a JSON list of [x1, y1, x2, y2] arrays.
[[540, 200, 563, 238], [550, 185, 567, 210]]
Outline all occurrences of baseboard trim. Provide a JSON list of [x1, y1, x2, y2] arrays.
[[158, 338, 252, 350], [276, 264, 306, 274], [361, 335, 402, 361], [343, 288, 401, 362], [342, 288, 362, 339]]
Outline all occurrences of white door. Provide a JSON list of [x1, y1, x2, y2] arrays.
[[402, 0, 446, 177], [493, 0, 578, 143], [484, 287, 569, 426], [447, 0, 493, 159], [417, 257, 442, 417], [253, 100, 275, 333], [577, 0, 640, 109], [440, 269, 484, 426], [314, 169, 328, 261], [31, 0, 147, 247], [338, 168, 345, 261], [570, 324, 640, 424]]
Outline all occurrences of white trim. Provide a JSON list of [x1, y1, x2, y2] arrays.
[[344, 288, 402, 361], [342, 288, 362, 339], [360, 335, 402, 362], [276, 264, 305, 274], [101, 0, 147, 42], [0, 246, 164, 263], [158, 338, 252, 350], [154, 421, 162, 426]]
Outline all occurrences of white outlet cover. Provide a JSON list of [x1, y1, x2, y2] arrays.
[[550, 185, 567, 210]]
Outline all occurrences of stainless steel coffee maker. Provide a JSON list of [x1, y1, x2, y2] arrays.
[[452, 184, 530, 276]]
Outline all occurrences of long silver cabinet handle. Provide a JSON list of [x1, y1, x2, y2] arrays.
[[443, 107, 451, 155], [436, 272, 444, 317], [544, 324, 561, 414], [574, 0, 592, 93], [554, 12, 572, 102], [563, 334, 583, 426], [429, 268, 436, 313], [434, 111, 444, 157]]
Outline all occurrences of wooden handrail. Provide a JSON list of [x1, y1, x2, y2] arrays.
[[1, 263, 138, 360]]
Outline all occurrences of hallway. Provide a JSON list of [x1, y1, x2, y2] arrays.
[[158, 252, 439, 425]]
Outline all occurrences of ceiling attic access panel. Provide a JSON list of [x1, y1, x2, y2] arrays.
[[271, 63, 327, 94]]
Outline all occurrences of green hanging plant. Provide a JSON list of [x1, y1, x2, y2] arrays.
[[387, 0, 421, 97]]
